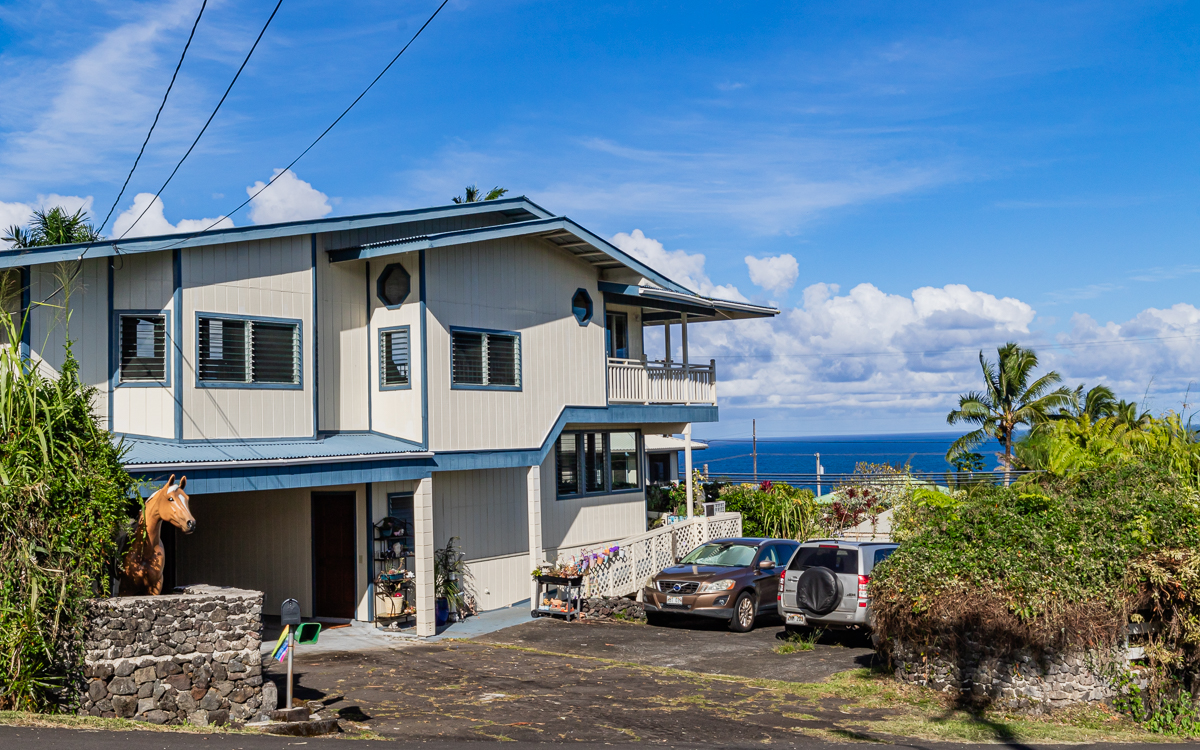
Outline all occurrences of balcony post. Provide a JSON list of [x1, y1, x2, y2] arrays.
[[681, 313, 690, 405], [709, 359, 716, 404], [664, 322, 672, 364]]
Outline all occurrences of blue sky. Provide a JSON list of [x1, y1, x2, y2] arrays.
[[1, 1, 1198, 438]]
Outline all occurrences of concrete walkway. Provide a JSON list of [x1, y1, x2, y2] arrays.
[[261, 600, 535, 655]]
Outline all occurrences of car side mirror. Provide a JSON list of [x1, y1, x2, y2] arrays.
[[673, 556, 681, 564], [758, 560, 776, 571]]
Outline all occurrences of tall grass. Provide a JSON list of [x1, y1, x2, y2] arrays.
[[0, 302, 136, 711]]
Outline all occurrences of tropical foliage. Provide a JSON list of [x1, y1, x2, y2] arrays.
[[3, 207, 101, 248], [718, 481, 823, 540], [451, 185, 508, 204], [874, 426, 1200, 733], [946, 342, 1075, 480], [0, 310, 136, 711]]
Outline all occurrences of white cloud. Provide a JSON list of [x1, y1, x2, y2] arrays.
[[745, 254, 799, 294], [610, 229, 746, 301], [246, 169, 333, 225], [112, 193, 233, 239]]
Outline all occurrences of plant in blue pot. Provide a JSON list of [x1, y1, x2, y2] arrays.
[[433, 537, 469, 626]]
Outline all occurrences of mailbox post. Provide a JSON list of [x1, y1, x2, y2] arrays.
[[280, 599, 301, 710]]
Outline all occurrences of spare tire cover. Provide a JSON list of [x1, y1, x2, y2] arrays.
[[797, 567, 842, 615]]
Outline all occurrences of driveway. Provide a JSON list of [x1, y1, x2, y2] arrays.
[[478, 616, 876, 682]]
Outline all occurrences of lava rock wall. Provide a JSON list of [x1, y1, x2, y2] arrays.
[[79, 585, 275, 726]]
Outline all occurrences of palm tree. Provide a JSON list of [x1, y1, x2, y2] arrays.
[[1113, 399, 1152, 429], [3, 206, 102, 248], [947, 342, 1076, 484], [451, 185, 508, 204], [1060, 384, 1118, 422]]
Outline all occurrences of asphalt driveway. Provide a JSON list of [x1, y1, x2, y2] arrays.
[[478, 616, 877, 682]]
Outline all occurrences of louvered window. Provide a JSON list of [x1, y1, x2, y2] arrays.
[[450, 329, 520, 388], [197, 315, 299, 386], [119, 314, 166, 382], [380, 327, 410, 388]]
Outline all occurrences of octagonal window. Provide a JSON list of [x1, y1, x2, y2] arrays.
[[377, 263, 412, 308], [571, 288, 593, 326]]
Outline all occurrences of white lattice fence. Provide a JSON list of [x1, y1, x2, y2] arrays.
[[583, 513, 743, 598]]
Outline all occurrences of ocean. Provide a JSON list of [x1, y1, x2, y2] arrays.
[[682, 432, 1005, 492]]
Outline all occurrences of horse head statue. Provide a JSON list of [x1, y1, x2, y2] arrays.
[[120, 475, 195, 596]]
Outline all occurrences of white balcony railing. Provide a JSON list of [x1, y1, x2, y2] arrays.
[[607, 358, 716, 405]]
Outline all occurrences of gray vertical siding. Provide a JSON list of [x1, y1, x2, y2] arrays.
[[316, 237, 368, 432], [367, 251, 422, 442], [425, 236, 607, 452], [28, 259, 109, 428], [180, 236, 314, 439], [112, 250, 174, 437]]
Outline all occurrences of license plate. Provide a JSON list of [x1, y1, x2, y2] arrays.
[[786, 613, 806, 625], [666, 596, 683, 606]]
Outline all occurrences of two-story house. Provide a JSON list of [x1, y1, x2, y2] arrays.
[[0, 197, 775, 636]]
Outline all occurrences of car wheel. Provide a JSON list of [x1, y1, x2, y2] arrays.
[[645, 611, 671, 627], [728, 591, 756, 632]]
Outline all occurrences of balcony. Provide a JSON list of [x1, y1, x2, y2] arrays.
[[607, 358, 716, 405]]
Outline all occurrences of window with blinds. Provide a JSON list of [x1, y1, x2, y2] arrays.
[[380, 327, 410, 388], [450, 329, 520, 388], [118, 314, 167, 382], [197, 315, 299, 386]]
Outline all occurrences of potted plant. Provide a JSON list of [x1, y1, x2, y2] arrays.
[[434, 537, 469, 626]]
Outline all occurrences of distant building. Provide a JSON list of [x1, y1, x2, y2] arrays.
[[644, 435, 708, 484], [1, 197, 775, 635]]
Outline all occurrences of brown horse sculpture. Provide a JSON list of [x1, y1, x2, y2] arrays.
[[120, 475, 196, 596]]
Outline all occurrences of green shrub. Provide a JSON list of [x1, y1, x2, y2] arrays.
[[718, 481, 823, 540], [0, 314, 136, 711], [872, 458, 1200, 730]]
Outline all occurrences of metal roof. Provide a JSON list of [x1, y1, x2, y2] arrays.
[[121, 432, 428, 469], [598, 282, 778, 322], [328, 216, 700, 296], [0, 197, 552, 269]]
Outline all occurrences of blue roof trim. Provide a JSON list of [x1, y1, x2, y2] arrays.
[[122, 431, 425, 466], [0, 197, 553, 269], [121, 404, 715, 494], [133, 458, 435, 497], [328, 217, 696, 296]]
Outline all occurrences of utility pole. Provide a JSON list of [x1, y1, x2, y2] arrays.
[[752, 419, 758, 483], [815, 453, 823, 497]]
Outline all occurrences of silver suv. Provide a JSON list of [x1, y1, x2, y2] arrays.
[[776, 540, 898, 631]]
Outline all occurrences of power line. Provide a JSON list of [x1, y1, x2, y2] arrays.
[[117, 0, 285, 241], [146, 0, 452, 254], [97, 0, 208, 236], [28, 0, 208, 306]]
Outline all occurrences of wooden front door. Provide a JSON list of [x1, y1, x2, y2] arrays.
[[311, 492, 357, 619]]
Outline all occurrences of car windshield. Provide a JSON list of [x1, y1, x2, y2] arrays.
[[679, 543, 757, 567]]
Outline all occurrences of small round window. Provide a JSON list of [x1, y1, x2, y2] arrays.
[[377, 263, 412, 308], [571, 288, 593, 326]]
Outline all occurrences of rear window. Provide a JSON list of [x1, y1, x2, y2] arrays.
[[789, 546, 859, 574], [870, 547, 897, 572]]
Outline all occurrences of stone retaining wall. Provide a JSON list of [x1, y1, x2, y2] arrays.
[[890, 637, 1126, 714], [581, 596, 645, 621], [79, 585, 275, 726]]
